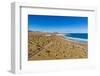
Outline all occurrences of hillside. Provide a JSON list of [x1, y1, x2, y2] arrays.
[[28, 31, 88, 60]]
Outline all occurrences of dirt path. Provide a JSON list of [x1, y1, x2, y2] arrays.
[[29, 42, 53, 58]]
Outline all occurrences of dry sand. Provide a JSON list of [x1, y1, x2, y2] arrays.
[[28, 32, 88, 60]]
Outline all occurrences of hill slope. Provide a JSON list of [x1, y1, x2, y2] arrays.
[[28, 32, 88, 60]]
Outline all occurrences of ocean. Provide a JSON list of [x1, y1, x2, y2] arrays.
[[65, 33, 88, 43]]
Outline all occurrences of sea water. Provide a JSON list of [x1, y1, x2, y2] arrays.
[[65, 33, 88, 43]]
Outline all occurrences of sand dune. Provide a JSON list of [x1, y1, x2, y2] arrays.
[[28, 31, 88, 60]]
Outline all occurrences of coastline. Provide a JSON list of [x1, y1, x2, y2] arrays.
[[64, 36, 88, 44], [56, 33, 88, 44]]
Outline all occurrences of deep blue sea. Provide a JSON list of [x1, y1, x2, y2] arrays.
[[65, 33, 88, 42], [65, 33, 88, 39]]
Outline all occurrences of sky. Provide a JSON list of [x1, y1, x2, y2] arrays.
[[28, 15, 88, 33]]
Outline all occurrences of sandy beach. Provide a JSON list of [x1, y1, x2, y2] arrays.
[[28, 31, 88, 60]]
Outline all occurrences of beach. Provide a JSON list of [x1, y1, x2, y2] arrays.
[[28, 31, 88, 60]]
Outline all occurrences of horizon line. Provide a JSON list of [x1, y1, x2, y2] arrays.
[[28, 30, 88, 33]]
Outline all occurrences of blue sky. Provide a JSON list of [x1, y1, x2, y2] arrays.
[[28, 15, 88, 33]]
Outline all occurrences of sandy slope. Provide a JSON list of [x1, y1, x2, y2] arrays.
[[28, 32, 88, 60]]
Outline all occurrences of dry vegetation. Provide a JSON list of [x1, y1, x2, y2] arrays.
[[28, 31, 88, 60]]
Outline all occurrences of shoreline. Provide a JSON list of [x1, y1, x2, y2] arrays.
[[55, 33, 88, 44], [63, 36, 88, 44]]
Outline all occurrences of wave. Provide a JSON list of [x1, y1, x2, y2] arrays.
[[65, 36, 87, 42], [64, 33, 88, 43]]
